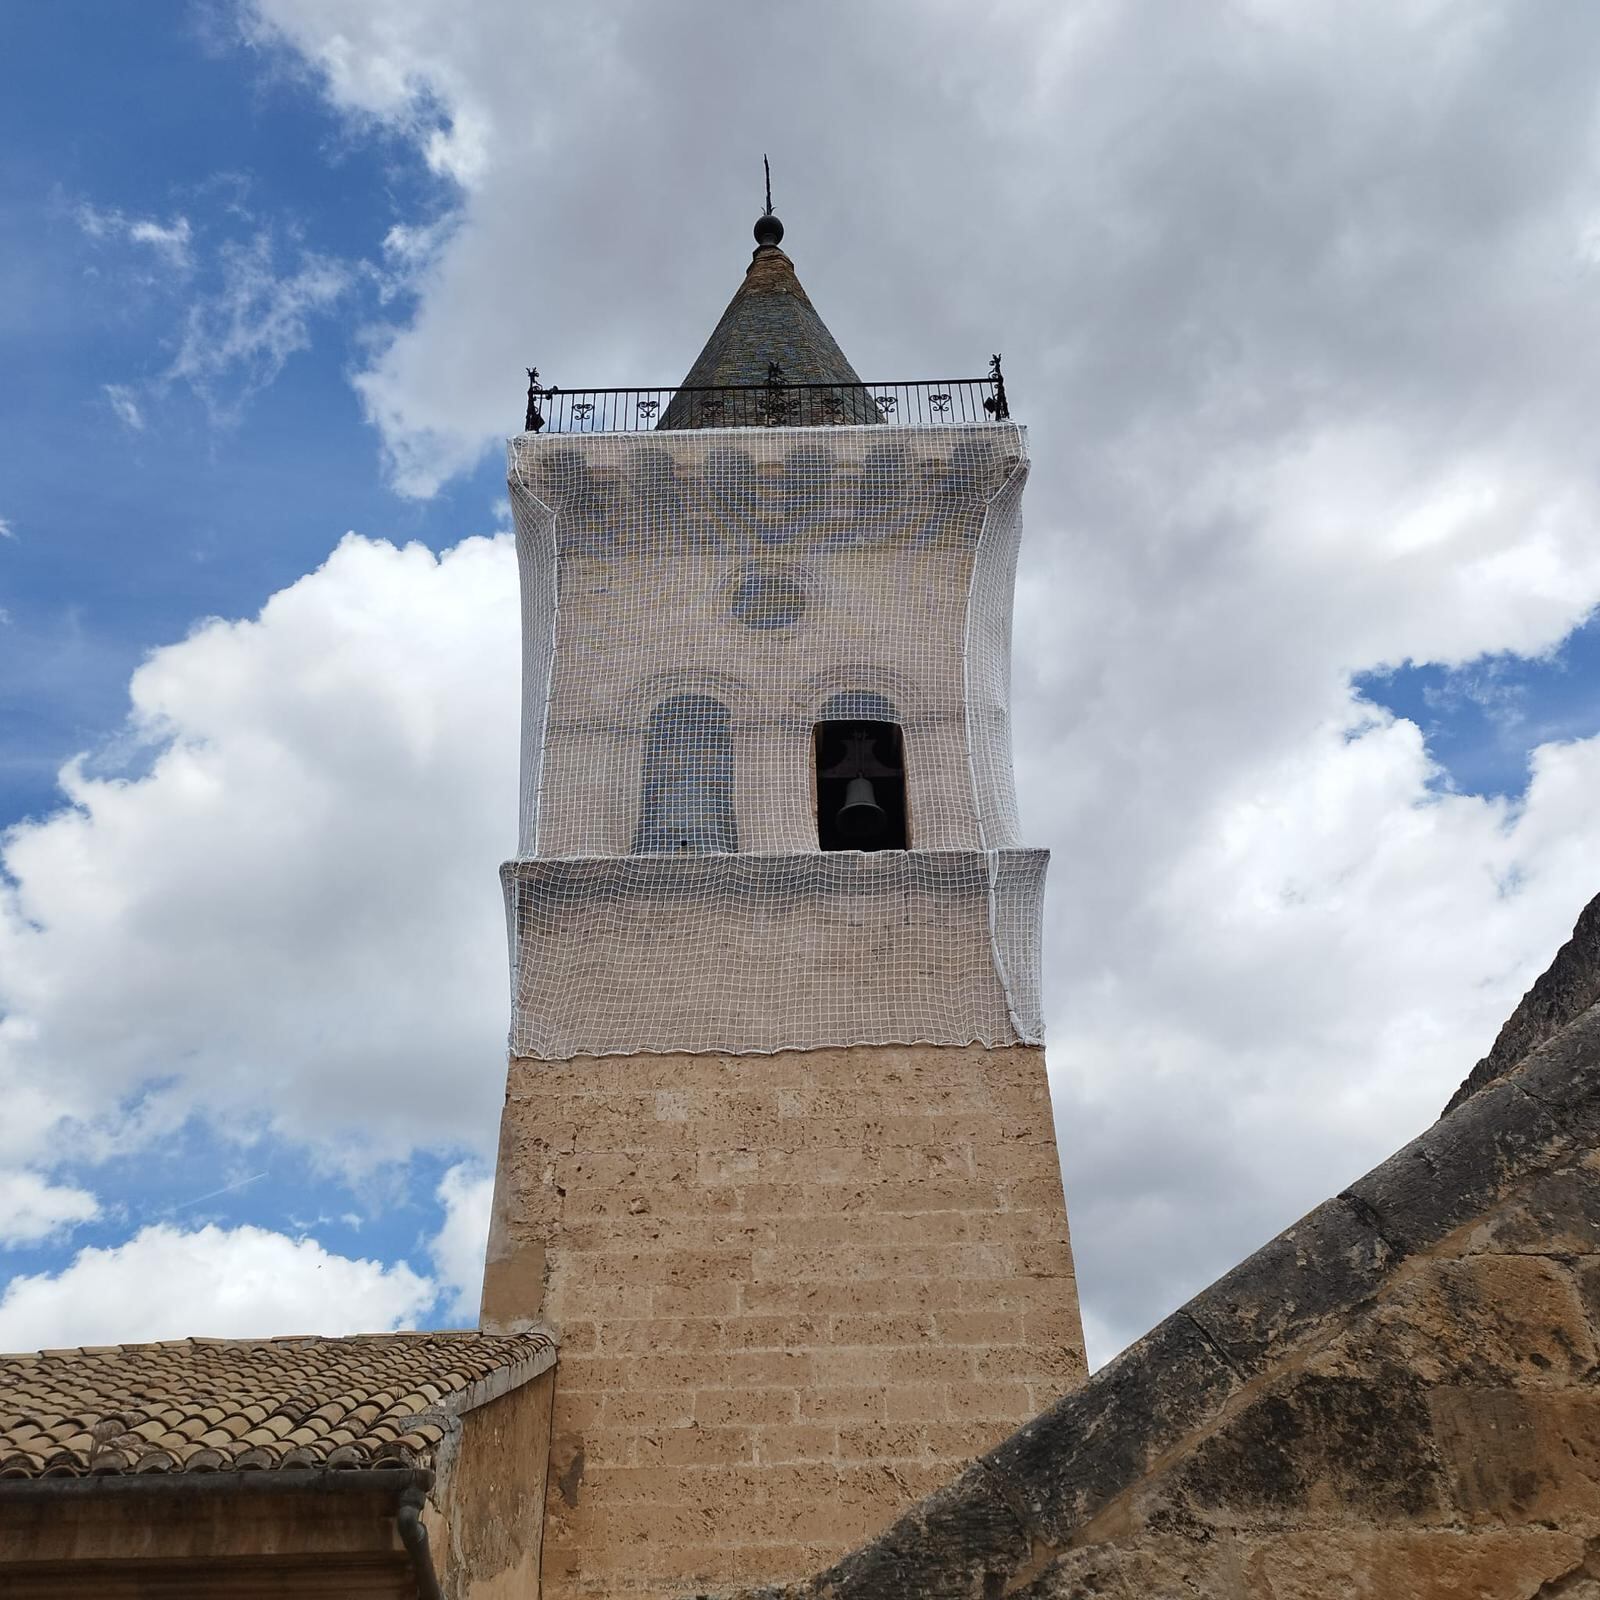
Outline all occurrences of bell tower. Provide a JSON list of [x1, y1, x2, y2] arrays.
[[481, 193, 1085, 1597]]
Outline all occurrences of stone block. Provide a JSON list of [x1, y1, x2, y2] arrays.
[[1346, 1077, 1565, 1256], [975, 1344, 1084, 1383], [984, 1313, 1240, 1545], [599, 1391, 695, 1430], [652, 1281, 742, 1317], [1431, 1387, 1600, 1532], [550, 1393, 602, 1430], [946, 1381, 1032, 1421], [1183, 1196, 1393, 1379], [724, 1315, 830, 1350], [830, 1314, 937, 1346], [804, 1463, 1032, 1600], [814, 1347, 971, 1387], [573, 1426, 639, 1468], [754, 1425, 838, 1465], [935, 1310, 1024, 1346], [1327, 1256, 1596, 1389], [1505, 999, 1600, 1134], [1171, 1367, 1448, 1527], [596, 1316, 726, 1354], [803, 1386, 888, 1423], [695, 1389, 799, 1428], [637, 1426, 753, 1468], [1018, 1533, 1246, 1599], [1236, 1528, 1587, 1600], [1462, 1152, 1600, 1257], [836, 1423, 930, 1463], [885, 1385, 950, 1423]]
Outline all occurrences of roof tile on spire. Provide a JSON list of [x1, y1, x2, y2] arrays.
[[660, 227, 878, 428]]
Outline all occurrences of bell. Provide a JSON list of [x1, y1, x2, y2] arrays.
[[835, 776, 889, 847]]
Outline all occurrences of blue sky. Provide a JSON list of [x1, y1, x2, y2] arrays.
[[0, 7, 510, 1326], [1357, 631, 1600, 800], [0, 3, 496, 822], [3, 1, 1600, 1362]]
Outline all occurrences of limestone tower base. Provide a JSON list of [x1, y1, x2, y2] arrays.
[[481, 1042, 1084, 1597]]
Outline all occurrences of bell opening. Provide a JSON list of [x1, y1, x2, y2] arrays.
[[815, 720, 908, 852]]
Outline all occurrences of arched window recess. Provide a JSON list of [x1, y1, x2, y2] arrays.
[[814, 718, 908, 852], [633, 693, 737, 854]]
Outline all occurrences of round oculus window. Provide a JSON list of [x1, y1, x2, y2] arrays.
[[728, 564, 808, 630]]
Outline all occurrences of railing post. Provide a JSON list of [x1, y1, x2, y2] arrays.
[[985, 354, 1010, 421]]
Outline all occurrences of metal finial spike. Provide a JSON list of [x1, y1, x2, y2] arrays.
[[754, 156, 784, 248]]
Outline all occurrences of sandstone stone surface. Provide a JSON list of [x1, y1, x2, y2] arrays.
[[480, 1041, 1083, 1598]]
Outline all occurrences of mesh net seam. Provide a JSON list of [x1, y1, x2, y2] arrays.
[[964, 447, 1031, 1042]]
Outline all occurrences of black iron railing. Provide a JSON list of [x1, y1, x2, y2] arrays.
[[520, 358, 1011, 435]]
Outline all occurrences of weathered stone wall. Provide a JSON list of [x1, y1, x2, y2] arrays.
[[432, 1367, 555, 1600], [719, 1001, 1600, 1600], [0, 1480, 416, 1598], [479, 1042, 1084, 1598]]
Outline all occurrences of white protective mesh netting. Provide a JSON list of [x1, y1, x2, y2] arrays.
[[504, 421, 1046, 1059]]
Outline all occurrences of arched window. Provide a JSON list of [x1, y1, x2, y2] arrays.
[[821, 690, 897, 723], [814, 692, 908, 852], [633, 694, 737, 854]]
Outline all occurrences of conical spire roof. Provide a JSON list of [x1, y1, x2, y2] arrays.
[[659, 207, 877, 428]]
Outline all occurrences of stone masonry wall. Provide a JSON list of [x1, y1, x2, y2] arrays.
[[723, 1000, 1600, 1600], [432, 1368, 554, 1600], [478, 1043, 1085, 1598]]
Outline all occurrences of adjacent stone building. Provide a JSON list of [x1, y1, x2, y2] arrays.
[[0, 1330, 556, 1597]]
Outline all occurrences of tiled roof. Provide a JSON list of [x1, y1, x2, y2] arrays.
[[0, 1329, 556, 1479], [660, 241, 877, 428]]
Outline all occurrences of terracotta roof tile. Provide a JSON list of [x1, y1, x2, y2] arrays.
[[0, 1330, 555, 1480]]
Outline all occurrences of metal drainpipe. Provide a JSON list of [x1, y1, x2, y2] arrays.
[[396, 1482, 445, 1600]]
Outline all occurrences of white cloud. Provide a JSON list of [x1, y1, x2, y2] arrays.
[[241, 1, 497, 187], [102, 383, 144, 432], [168, 230, 352, 419], [128, 217, 194, 265], [428, 1163, 493, 1324], [0, 1172, 98, 1249], [0, 516, 14, 540], [0, 532, 519, 1175], [0, 1224, 434, 1350], [75, 203, 193, 270], [1042, 714, 1600, 1360]]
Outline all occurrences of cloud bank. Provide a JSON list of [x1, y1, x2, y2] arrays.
[[6, 0, 1600, 1358], [0, 533, 519, 1188], [0, 1224, 433, 1349]]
